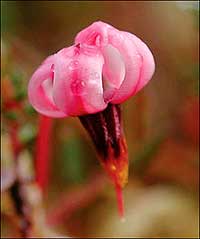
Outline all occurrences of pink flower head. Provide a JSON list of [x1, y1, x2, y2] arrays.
[[28, 21, 155, 118]]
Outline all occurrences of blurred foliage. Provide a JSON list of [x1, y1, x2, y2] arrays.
[[1, 1, 199, 238], [18, 124, 37, 145], [131, 134, 166, 175], [59, 136, 87, 184]]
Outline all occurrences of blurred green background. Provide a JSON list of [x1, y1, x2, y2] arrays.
[[1, 1, 199, 238]]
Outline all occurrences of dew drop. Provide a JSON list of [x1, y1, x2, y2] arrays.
[[136, 53, 142, 61], [95, 72, 99, 79], [71, 79, 86, 94], [68, 60, 79, 70], [90, 72, 99, 80]]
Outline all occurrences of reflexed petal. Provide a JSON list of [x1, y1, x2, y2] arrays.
[[121, 31, 155, 94], [107, 29, 142, 104], [29, 21, 155, 117], [75, 21, 111, 46], [53, 45, 107, 116], [28, 58, 67, 118], [102, 44, 125, 102], [75, 22, 143, 104]]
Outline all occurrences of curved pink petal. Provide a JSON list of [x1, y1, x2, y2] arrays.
[[121, 31, 155, 95], [102, 44, 125, 102], [28, 21, 155, 118], [28, 57, 67, 118], [52, 45, 107, 116], [75, 21, 111, 47], [107, 28, 142, 104], [75, 22, 143, 104]]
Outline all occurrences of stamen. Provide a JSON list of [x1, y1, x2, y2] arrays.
[[115, 183, 125, 220], [79, 103, 128, 219]]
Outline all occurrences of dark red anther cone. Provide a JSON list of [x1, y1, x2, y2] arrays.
[[79, 103, 128, 218]]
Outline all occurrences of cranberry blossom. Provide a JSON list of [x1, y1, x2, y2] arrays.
[[28, 21, 155, 117], [28, 21, 155, 218]]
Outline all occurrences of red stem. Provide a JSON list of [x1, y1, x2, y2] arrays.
[[35, 115, 53, 193]]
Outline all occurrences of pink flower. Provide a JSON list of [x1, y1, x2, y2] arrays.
[[28, 21, 155, 218], [28, 21, 155, 118]]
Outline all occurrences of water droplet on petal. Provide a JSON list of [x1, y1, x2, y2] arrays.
[[136, 53, 142, 60], [95, 72, 99, 79], [71, 79, 86, 95], [68, 60, 79, 70], [90, 72, 99, 80]]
